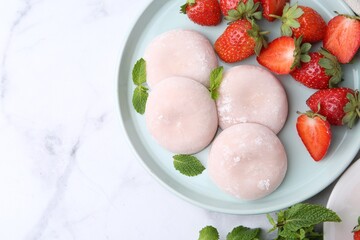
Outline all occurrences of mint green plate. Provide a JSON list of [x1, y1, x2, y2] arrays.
[[117, 0, 360, 214]]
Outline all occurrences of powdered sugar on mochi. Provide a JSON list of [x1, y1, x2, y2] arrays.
[[144, 29, 218, 88], [216, 65, 288, 134], [145, 76, 218, 154], [208, 123, 287, 200]]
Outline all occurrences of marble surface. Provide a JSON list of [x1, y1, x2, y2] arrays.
[[0, 0, 359, 239]]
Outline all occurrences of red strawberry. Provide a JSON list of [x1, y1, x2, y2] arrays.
[[296, 111, 331, 161], [290, 49, 342, 89], [220, 0, 261, 17], [180, 0, 222, 26], [261, 0, 289, 22], [323, 14, 360, 63], [257, 36, 311, 74], [277, 4, 326, 43], [353, 217, 360, 240], [306, 88, 360, 128], [214, 19, 267, 63], [223, 0, 262, 22]]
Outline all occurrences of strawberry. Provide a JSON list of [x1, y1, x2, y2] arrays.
[[220, 0, 260, 17], [276, 4, 326, 43], [261, 0, 289, 22], [323, 14, 360, 64], [296, 110, 331, 161], [214, 19, 267, 63], [180, 0, 222, 26], [306, 88, 360, 128], [353, 217, 360, 240], [290, 48, 342, 89], [256, 36, 311, 74], [223, 0, 262, 22]]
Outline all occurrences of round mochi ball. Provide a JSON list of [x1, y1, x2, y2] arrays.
[[144, 29, 218, 88], [216, 65, 288, 134], [145, 76, 218, 154], [208, 123, 287, 200]]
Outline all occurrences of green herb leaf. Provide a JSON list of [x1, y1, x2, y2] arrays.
[[173, 154, 205, 177], [275, 203, 341, 238], [198, 226, 219, 240], [132, 58, 146, 85], [226, 225, 261, 240], [132, 85, 148, 115], [209, 66, 224, 100]]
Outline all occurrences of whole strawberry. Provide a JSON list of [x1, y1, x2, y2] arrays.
[[261, 0, 289, 22], [290, 48, 342, 89], [180, 0, 222, 26], [257, 36, 311, 74], [353, 217, 360, 240], [296, 110, 331, 161], [276, 3, 326, 43], [306, 88, 360, 128], [324, 13, 360, 63], [214, 19, 267, 63], [220, 0, 261, 17]]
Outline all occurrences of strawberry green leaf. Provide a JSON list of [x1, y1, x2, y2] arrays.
[[291, 37, 311, 70], [132, 85, 148, 115], [180, 3, 188, 14], [173, 154, 205, 177], [226, 226, 261, 240], [225, 0, 262, 22], [343, 90, 360, 128], [318, 48, 343, 88], [198, 226, 219, 240], [132, 58, 146, 85], [209, 66, 224, 100], [279, 3, 304, 36]]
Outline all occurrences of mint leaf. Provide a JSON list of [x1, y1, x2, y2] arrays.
[[132, 58, 146, 85], [173, 154, 205, 177], [209, 66, 224, 100], [198, 226, 219, 240], [226, 226, 261, 240], [132, 85, 148, 114], [273, 203, 341, 239]]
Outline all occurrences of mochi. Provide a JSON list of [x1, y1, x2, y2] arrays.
[[208, 123, 287, 200], [144, 29, 218, 88], [216, 65, 288, 134], [145, 76, 218, 154]]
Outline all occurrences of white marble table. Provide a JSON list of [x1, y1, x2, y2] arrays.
[[0, 1, 359, 239]]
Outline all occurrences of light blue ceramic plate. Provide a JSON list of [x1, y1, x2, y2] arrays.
[[117, 0, 360, 214]]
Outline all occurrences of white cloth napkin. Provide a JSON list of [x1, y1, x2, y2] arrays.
[[343, 0, 360, 15]]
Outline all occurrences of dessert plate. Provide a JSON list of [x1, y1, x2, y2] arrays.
[[324, 159, 360, 239], [117, 0, 360, 214]]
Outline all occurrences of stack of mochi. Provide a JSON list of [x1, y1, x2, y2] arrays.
[[143, 29, 288, 201]]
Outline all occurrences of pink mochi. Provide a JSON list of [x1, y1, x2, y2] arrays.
[[145, 76, 218, 154], [208, 123, 287, 200], [144, 29, 218, 88], [216, 65, 288, 134]]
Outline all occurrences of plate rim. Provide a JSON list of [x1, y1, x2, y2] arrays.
[[323, 158, 360, 239]]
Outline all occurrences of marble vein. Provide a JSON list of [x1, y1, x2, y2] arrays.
[[26, 139, 81, 240], [1, 0, 35, 100]]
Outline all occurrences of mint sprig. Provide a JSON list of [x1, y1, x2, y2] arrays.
[[226, 226, 261, 240], [198, 226, 219, 240], [197, 203, 341, 240], [267, 203, 341, 239], [173, 154, 205, 177], [132, 58, 148, 114], [209, 66, 224, 100]]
